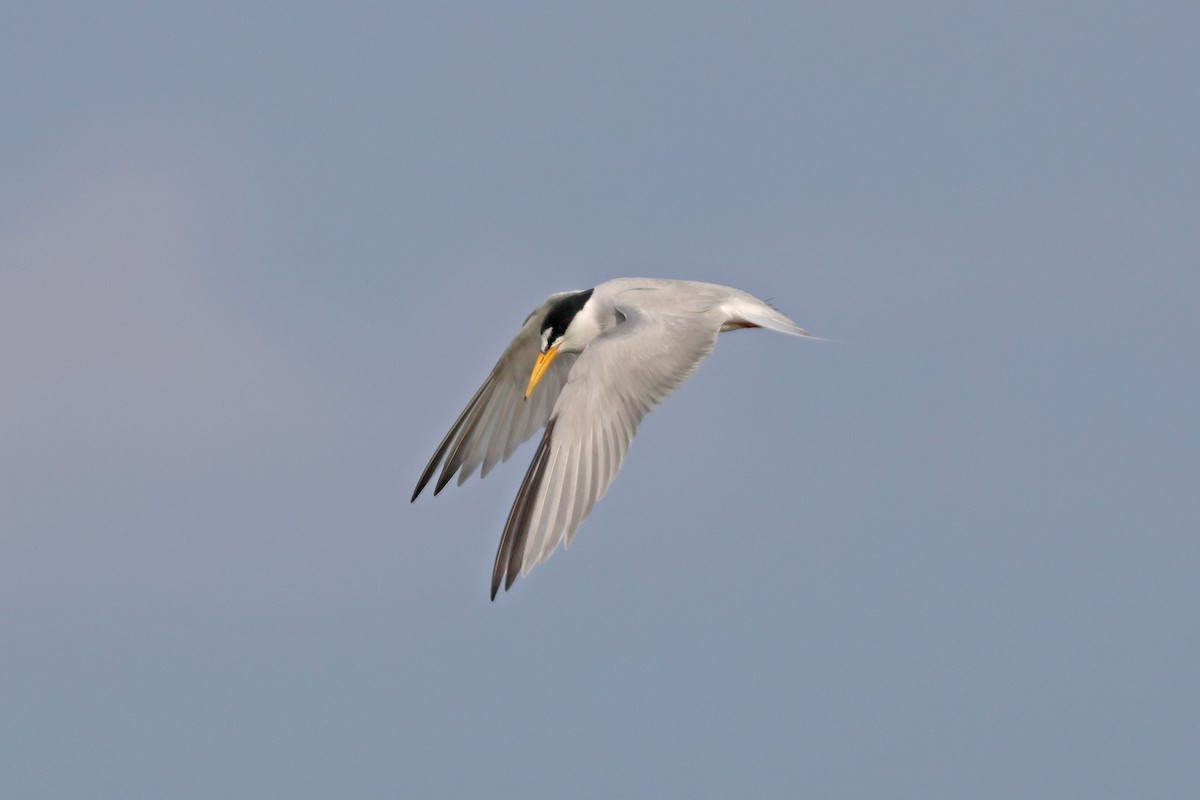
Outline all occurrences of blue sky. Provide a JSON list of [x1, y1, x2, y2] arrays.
[[3, 3, 1198, 797]]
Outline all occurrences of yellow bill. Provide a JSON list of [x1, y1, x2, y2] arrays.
[[524, 344, 560, 399]]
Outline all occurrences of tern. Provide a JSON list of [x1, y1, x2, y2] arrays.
[[412, 278, 814, 598]]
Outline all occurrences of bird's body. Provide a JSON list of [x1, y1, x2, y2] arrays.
[[412, 278, 813, 598]]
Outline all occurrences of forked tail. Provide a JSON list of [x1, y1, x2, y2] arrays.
[[722, 295, 820, 338]]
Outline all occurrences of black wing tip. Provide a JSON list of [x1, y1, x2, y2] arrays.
[[490, 543, 506, 601], [489, 416, 557, 605], [410, 469, 445, 502], [489, 566, 517, 601], [412, 479, 451, 503], [411, 458, 441, 502], [490, 562, 508, 600], [490, 544, 514, 600]]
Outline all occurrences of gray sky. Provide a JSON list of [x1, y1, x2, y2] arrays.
[[3, 3, 1198, 797]]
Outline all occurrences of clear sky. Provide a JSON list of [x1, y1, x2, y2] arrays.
[[3, 3, 1198, 798]]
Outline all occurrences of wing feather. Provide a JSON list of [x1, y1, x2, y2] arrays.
[[453, 380, 504, 486], [411, 294, 578, 502], [491, 306, 721, 594], [491, 415, 557, 597]]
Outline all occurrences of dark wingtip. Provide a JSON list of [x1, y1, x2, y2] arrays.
[[490, 551, 504, 600], [489, 416, 556, 605], [411, 461, 438, 503]]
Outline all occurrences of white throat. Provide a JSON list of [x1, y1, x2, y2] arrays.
[[557, 301, 604, 354]]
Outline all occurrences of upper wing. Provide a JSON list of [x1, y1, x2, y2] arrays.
[[491, 306, 721, 597], [411, 294, 579, 501]]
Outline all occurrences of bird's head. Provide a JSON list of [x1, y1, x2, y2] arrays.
[[525, 288, 595, 398]]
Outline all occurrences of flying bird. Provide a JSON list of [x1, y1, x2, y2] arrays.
[[411, 278, 815, 598]]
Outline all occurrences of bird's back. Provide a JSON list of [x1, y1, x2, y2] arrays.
[[594, 278, 809, 336]]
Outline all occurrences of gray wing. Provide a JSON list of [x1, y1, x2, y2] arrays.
[[491, 306, 721, 598], [411, 294, 579, 501]]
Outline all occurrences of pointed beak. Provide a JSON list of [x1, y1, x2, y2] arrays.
[[525, 344, 560, 399]]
